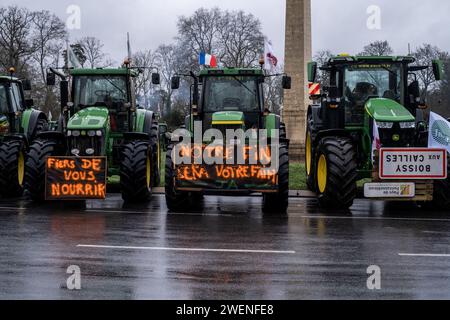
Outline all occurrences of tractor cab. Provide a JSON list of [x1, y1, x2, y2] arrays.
[[0, 76, 33, 136], [199, 69, 265, 134], [69, 69, 136, 135]]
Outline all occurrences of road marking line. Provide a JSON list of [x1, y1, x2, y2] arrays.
[[399, 253, 450, 257], [77, 244, 296, 255], [299, 215, 450, 222]]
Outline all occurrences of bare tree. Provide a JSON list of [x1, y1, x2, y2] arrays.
[[412, 44, 449, 99], [31, 10, 66, 83], [359, 40, 393, 56], [217, 11, 264, 68], [77, 36, 106, 68], [0, 6, 35, 76], [313, 50, 334, 85], [133, 49, 157, 109], [177, 7, 222, 67], [155, 44, 183, 114], [177, 7, 264, 68]]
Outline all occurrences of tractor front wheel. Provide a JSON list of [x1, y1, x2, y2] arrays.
[[120, 141, 153, 203], [315, 137, 357, 210], [165, 144, 192, 212], [25, 139, 60, 202], [0, 140, 26, 197], [262, 144, 289, 214]]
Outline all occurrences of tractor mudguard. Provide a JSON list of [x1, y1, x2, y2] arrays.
[[313, 129, 353, 147], [135, 109, 155, 134], [36, 131, 66, 145], [2, 133, 27, 145], [307, 104, 323, 130], [123, 132, 150, 142], [22, 109, 47, 139]]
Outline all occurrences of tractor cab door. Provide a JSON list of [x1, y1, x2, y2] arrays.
[[6, 82, 24, 133]]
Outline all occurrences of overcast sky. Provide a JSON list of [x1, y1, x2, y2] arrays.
[[3, 0, 450, 63]]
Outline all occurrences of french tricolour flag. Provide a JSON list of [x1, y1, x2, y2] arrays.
[[199, 52, 217, 68]]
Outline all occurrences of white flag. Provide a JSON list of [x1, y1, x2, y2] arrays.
[[429, 112, 450, 153], [264, 38, 278, 72], [67, 43, 82, 69], [372, 120, 381, 163]]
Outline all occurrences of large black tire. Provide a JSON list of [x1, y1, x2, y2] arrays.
[[149, 120, 160, 187], [305, 122, 316, 192], [25, 139, 60, 202], [165, 144, 191, 212], [0, 140, 26, 197], [120, 141, 153, 202], [279, 122, 287, 140], [315, 137, 357, 210], [31, 118, 48, 140], [430, 156, 450, 210], [262, 144, 289, 214]]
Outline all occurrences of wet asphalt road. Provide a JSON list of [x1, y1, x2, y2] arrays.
[[0, 194, 450, 300]]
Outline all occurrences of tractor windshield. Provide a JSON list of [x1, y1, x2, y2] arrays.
[[0, 84, 8, 113], [203, 76, 260, 113], [343, 63, 403, 124], [73, 75, 129, 109]]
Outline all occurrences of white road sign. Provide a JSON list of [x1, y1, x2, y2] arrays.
[[364, 183, 415, 198], [379, 148, 447, 180]]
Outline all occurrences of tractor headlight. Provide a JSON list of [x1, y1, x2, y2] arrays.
[[87, 130, 96, 137], [376, 121, 394, 129], [71, 148, 80, 156], [96, 130, 103, 137], [67, 130, 72, 137], [72, 130, 81, 137], [86, 148, 95, 155], [400, 122, 416, 129]]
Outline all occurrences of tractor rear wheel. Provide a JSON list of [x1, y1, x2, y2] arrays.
[[25, 139, 60, 201], [262, 144, 289, 214], [315, 137, 357, 210], [305, 123, 316, 192], [165, 144, 191, 212], [430, 157, 450, 210], [121, 141, 153, 202], [0, 140, 26, 197]]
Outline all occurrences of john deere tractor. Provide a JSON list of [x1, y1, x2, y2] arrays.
[[305, 55, 449, 210], [167, 68, 291, 213], [25, 66, 161, 202], [0, 72, 48, 198]]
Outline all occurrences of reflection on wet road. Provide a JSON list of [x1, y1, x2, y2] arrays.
[[0, 195, 450, 299]]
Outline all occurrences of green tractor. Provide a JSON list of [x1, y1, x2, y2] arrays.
[[25, 66, 161, 202], [167, 68, 292, 213], [305, 55, 449, 210], [0, 71, 48, 198]]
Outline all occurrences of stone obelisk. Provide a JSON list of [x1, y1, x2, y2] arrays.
[[283, 0, 312, 161]]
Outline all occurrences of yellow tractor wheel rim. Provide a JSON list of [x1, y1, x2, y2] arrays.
[[146, 157, 151, 189], [317, 154, 327, 194], [18, 152, 25, 187], [306, 132, 312, 176]]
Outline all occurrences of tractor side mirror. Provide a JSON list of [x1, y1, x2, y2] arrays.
[[432, 60, 444, 81], [152, 73, 160, 85], [22, 80, 32, 91], [282, 76, 292, 90], [24, 99, 34, 108], [171, 76, 180, 90], [307, 62, 318, 83], [47, 72, 56, 86]]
